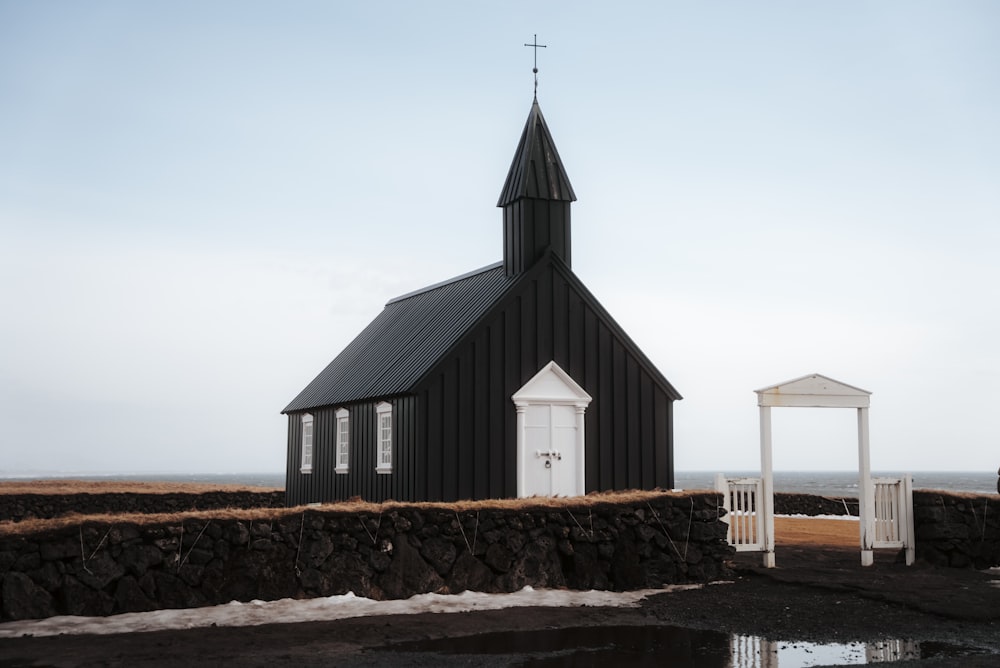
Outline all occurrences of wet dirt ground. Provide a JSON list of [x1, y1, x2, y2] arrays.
[[2, 544, 998, 667]]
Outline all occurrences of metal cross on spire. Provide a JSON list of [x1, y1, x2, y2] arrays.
[[524, 34, 547, 98]]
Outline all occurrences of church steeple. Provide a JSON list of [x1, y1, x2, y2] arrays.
[[497, 99, 576, 278]]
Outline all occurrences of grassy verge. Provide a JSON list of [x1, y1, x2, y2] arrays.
[[0, 480, 281, 496], [0, 488, 696, 536]]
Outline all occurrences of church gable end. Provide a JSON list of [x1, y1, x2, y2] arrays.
[[411, 256, 678, 502], [284, 92, 680, 506]]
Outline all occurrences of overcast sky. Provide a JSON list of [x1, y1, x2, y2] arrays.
[[1, 2, 998, 477]]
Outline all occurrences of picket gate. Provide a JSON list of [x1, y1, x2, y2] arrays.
[[871, 474, 915, 564], [715, 475, 765, 552], [716, 471, 914, 566]]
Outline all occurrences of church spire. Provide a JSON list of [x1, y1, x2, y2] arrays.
[[497, 99, 576, 207], [497, 99, 576, 277]]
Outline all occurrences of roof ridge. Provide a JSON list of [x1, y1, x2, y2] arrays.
[[386, 261, 504, 305]]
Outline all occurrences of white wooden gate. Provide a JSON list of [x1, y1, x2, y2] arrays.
[[715, 475, 765, 552], [871, 474, 915, 564], [717, 472, 914, 566]]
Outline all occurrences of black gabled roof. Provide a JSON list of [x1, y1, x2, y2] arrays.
[[497, 99, 577, 206], [283, 262, 515, 413]]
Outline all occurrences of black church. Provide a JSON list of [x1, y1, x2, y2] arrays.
[[282, 96, 681, 505]]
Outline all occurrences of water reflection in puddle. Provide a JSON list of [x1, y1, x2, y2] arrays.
[[384, 625, 985, 667]]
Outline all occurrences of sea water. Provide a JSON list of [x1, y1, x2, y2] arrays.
[[675, 470, 998, 496], [1, 470, 996, 496]]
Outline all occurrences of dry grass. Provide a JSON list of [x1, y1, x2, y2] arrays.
[[774, 516, 859, 547], [0, 480, 281, 496], [0, 489, 694, 537], [0, 507, 292, 537]]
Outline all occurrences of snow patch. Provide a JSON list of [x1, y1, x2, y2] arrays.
[[0, 585, 702, 638]]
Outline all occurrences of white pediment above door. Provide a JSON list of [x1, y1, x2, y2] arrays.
[[512, 361, 592, 407]]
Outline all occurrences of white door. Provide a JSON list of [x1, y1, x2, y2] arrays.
[[513, 361, 592, 498], [523, 404, 578, 496]]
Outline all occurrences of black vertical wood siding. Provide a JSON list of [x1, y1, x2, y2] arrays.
[[414, 262, 675, 502], [285, 396, 418, 506], [503, 200, 571, 277], [286, 260, 676, 506]]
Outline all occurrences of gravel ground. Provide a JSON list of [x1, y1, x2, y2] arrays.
[[2, 545, 998, 667]]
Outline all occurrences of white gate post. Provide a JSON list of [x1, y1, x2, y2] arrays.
[[715, 474, 731, 542], [715, 473, 729, 514], [858, 406, 875, 566], [903, 472, 915, 565], [759, 405, 776, 568]]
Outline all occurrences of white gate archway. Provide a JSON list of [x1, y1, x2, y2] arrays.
[[753, 373, 883, 568]]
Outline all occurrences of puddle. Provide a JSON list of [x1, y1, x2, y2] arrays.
[[382, 624, 987, 667]]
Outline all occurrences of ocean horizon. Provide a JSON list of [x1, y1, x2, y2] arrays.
[[1, 470, 996, 497]]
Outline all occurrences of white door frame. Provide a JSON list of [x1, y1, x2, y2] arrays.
[[512, 361, 592, 498], [755, 373, 875, 567]]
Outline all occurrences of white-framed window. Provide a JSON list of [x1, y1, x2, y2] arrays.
[[375, 401, 392, 474], [335, 408, 350, 474], [300, 413, 314, 474]]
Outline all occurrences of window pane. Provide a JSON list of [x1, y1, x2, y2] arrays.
[[336, 417, 349, 468], [378, 412, 392, 468], [302, 421, 313, 468]]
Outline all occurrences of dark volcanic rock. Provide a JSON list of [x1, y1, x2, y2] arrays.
[[72, 551, 126, 591], [300, 534, 334, 569], [610, 539, 644, 591], [419, 536, 458, 577], [114, 575, 156, 613], [2, 572, 55, 621], [447, 551, 495, 593], [152, 571, 206, 610], [60, 574, 114, 617], [379, 537, 444, 599]]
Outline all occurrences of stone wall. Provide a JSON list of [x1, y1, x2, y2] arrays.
[[0, 493, 732, 621], [0, 492, 286, 523], [913, 491, 1000, 569], [773, 493, 858, 517]]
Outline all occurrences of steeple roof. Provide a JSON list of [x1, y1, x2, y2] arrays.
[[497, 100, 577, 207]]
